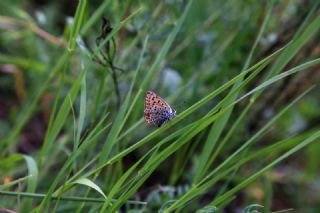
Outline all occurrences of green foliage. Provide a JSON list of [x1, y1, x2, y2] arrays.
[[0, 0, 319, 212]]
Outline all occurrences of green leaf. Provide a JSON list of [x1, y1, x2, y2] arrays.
[[22, 155, 38, 213], [73, 178, 106, 199]]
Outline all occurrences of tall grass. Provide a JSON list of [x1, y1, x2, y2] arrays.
[[0, 0, 319, 212]]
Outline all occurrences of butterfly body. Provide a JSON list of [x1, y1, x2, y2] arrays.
[[144, 91, 176, 127]]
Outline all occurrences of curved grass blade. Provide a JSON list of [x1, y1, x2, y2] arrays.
[[73, 178, 106, 199], [22, 155, 38, 213]]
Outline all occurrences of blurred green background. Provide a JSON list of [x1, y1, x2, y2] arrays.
[[0, 0, 319, 212]]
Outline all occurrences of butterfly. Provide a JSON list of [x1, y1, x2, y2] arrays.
[[144, 91, 176, 127]]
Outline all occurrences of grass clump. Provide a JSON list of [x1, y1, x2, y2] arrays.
[[0, 0, 320, 212]]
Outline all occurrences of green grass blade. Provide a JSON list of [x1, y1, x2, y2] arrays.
[[0, 190, 146, 205], [22, 155, 38, 213], [73, 178, 106, 199], [75, 72, 87, 151], [265, 13, 320, 80], [68, 0, 87, 51], [210, 129, 320, 206], [194, 0, 274, 182], [80, 0, 111, 36], [39, 69, 85, 165]]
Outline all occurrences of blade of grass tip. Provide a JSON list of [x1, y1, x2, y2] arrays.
[[22, 155, 38, 213], [39, 69, 85, 165], [73, 178, 106, 199], [107, 45, 285, 165], [210, 129, 320, 206], [194, 0, 274, 183], [2, 52, 71, 152], [80, 0, 111, 36], [68, 0, 87, 51]]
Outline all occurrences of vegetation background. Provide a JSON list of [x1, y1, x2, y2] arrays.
[[0, 0, 319, 212]]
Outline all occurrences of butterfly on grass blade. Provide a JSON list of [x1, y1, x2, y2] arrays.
[[144, 91, 176, 127]]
